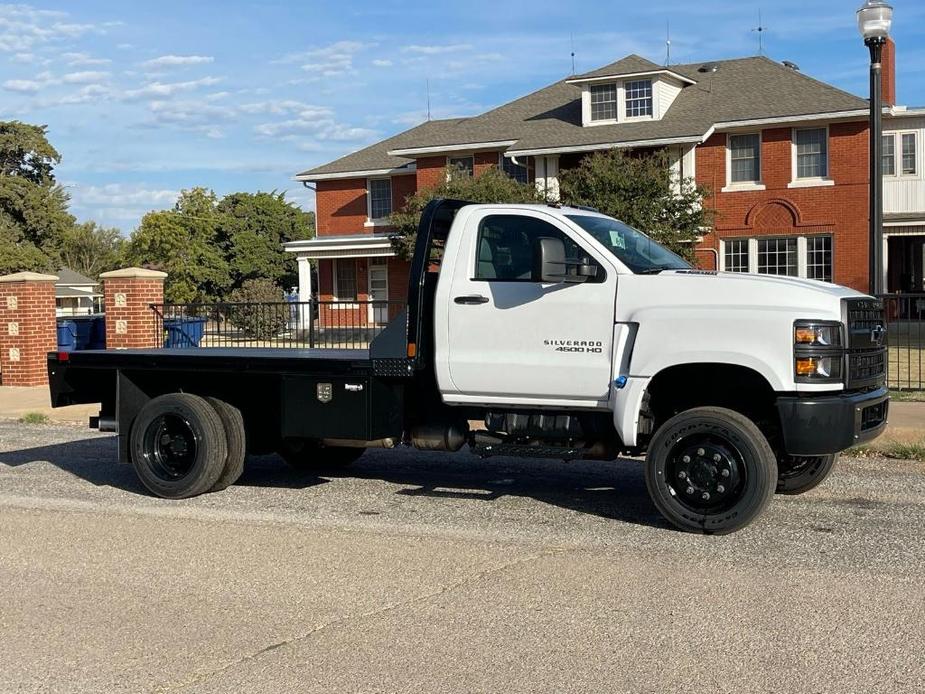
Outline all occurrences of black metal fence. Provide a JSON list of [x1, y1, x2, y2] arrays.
[[880, 293, 925, 391], [151, 300, 404, 350]]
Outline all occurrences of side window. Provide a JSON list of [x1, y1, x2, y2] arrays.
[[474, 214, 601, 282]]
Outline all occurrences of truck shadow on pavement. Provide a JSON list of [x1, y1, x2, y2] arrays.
[[0, 437, 668, 530]]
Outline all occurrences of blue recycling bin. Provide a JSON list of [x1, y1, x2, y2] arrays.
[[71, 317, 93, 350], [88, 315, 106, 350], [56, 320, 77, 352], [163, 317, 207, 348]]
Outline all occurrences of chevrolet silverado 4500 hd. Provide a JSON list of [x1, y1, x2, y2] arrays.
[[48, 199, 889, 533]]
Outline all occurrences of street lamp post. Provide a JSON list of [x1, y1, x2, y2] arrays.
[[857, 0, 893, 296]]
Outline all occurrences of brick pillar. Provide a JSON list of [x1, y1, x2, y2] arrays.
[[0, 272, 58, 387], [100, 267, 167, 349]]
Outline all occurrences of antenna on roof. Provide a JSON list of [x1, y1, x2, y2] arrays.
[[751, 9, 767, 55], [570, 33, 576, 75], [425, 78, 431, 121], [664, 20, 671, 66]]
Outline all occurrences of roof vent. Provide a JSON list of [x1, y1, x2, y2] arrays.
[[697, 63, 719, 73], [782, 60, 800, 71]]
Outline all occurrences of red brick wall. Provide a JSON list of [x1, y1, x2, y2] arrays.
[[392, 173, 416, 213], [0, 275, 57, 386], [101, 273, 165, 349], [315, 178, 367, 236], [415, 155, 446, 191], [882, 38, 896, 106], [696, 121, 870, 291]]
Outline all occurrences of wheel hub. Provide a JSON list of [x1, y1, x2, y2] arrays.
[[145, 414, 198, 481], [668, 438, 743, 511]]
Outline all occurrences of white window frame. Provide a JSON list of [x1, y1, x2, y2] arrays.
[[719, 234, 834, 282], [365, 177, 392, 227], [332, 258, 359, 306], [900, 132, 919, 176], [789, 126, 834, 188], [722, 132, 765, 192], [883, 133, 897, 177], [623, 79, 654, 120], [589, 82, 618, 123]]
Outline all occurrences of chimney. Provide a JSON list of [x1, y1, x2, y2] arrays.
[[881, 37, 896, 106]]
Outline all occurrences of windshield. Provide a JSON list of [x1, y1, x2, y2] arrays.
[[565, 214, 691, 274]]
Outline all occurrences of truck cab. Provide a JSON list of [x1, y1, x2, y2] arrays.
[[47, 199, 889, 534]]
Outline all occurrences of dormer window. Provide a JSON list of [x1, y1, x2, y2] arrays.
[[590, 84, 617, 121], [625, 79, 653, 118]]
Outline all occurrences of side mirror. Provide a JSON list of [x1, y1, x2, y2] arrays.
[[532, 237, 594, 283], [533, 237, 567, 283]]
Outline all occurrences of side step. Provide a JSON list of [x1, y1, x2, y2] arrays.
[[472, 433, 586, 461]]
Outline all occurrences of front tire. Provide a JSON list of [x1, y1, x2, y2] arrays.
[[776, 454, 837, 495], [644, 407, 777, 534], [129, 393, 227, 499]]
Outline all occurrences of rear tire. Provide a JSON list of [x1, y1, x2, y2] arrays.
[[776, 454, 837, 495], [129, 393, 227, 499], [278, 438, 365, 472], [644, 407, 777, 534], [204, 397, 246, 491]]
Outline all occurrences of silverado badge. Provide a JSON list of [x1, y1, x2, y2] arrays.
[[316, 382, 333, 404]]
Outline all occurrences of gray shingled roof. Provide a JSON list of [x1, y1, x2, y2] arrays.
[[56, 268, 98, 286], [297, 55, 868, 179]]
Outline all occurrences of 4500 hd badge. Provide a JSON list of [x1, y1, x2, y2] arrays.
[[544, 339, 604, 354]]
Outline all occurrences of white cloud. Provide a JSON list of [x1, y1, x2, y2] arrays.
[[401, 44, 472, 55], [69, 183, 181, 226], [50, 84, 112, 105], [144, 99, 233, 137], [255, 116, 376, 142], [239, 100, 330, 116], [62, 70, 110, 84], [122, 76, 223, 100], [297, 40, 364, 78], [62, 51, 111, 66], [10, 52, 34, 63], [2, 78, 42, 92], [141, 54, 214, 68], [372, 59, 392, 67]]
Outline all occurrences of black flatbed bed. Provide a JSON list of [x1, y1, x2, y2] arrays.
[[57, 347, 373, 373]]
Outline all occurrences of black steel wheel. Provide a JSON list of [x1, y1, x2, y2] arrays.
[[130, 393, 227, 499], [278, 438, 365, 473], [645, 407, 777, 534], [205, 397, 247, 492], [776, 454, 837, 495]]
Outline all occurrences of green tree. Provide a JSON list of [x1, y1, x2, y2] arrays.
[[558, 149, 712, 259], [215, 191, 314, 292], [389, 165, 544, 259], [0, 120, 76, 272], [226, 278, 289, 339], [125, 188, 230, 303], [58, 221, 125, 278], [0, 121, 61, 185]]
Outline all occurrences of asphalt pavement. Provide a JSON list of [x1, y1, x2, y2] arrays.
[[0, 421, 923, 693]]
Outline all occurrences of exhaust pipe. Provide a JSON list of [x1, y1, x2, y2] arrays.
[[321, 437, 397, 449], [411, 423, 468, 452]]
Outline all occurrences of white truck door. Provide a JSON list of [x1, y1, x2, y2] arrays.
[[441, 209, 616, 406]]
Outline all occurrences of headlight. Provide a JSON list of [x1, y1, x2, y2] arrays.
[[794, 322, 842, 347], [795, 355, 842, 380], [793, 320, 844, 383]]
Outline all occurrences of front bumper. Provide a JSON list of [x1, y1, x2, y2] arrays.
[[776, 386, 889, 456]]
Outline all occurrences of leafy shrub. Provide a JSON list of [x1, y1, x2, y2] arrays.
[[226, 278, 289, 339]]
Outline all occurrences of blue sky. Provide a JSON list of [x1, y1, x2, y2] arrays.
[[1, 0, 923, 234]]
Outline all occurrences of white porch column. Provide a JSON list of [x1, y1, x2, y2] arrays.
[[297, 255, 313, 330], [534, 155, 560, 202]]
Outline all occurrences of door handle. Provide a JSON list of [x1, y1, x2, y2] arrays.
[[454, 294, 490, 305]]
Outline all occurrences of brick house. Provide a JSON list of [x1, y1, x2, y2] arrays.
[[286, 46, 903, 312]]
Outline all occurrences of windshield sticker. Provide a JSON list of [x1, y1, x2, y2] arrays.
[[609, 231, 626, 249]]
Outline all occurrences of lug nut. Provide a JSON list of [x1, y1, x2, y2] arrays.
[[713, 453, 721, 462], [702, 492, 711, 501], [682, 455, 691, 463], [678, 471, 687, 480], [697, 448, 705, 456], [686, 487, 695, 495], [721, 469, 730, 478], [716, 485, 725, 494]]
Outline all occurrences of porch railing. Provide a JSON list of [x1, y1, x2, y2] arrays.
[[150, 300, 405, 350], [880, 293, 925, 391]]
